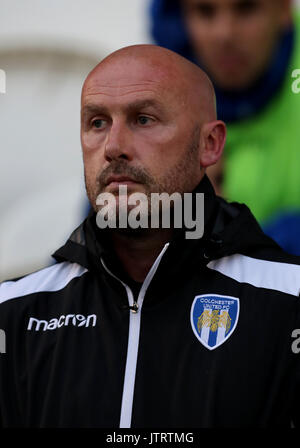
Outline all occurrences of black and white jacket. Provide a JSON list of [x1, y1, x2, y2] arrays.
[[1, 176, 300, 428]]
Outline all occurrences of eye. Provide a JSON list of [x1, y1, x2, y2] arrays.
[[137, 115, 153, 125], [192, 3, 215, 19], [235, 0, 260, 16], [91, 118, 106, 129]]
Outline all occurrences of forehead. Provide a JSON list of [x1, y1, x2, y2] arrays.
[[81, 57, 187, 108]]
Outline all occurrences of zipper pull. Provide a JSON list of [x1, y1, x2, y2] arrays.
[[129, 301, 139, 313]]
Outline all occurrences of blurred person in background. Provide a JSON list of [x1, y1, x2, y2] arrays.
[[150, 0, 300, 254]]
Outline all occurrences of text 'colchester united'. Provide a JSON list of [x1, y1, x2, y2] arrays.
[[190, 294, 239, 350]]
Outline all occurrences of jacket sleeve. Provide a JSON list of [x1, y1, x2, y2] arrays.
[[291, 302, 300, 427], [0, 296, 21, 427], [0, 303, 6, 428]]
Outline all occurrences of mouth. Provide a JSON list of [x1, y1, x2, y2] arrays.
[[105, 175, 140, 188], [215, 52, 246, 71]]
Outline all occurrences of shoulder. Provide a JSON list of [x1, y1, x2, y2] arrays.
[[0, 261, 88, 307], [208, 251, 300, 297]]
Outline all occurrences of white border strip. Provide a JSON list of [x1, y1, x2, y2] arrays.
[[208, 254, 300, 297], [119, 242, 169, 428], [101, 243, 169, 428], [0, 262, 87, 304]]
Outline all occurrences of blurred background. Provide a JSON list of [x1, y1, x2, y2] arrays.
[[1, 0, 300, 281], [0, 0, 151, 281]]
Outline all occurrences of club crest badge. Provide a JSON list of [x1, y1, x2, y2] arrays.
[[190, 294, 239, 350]]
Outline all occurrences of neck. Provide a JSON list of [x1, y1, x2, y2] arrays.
[[110, 228, 173, 283]]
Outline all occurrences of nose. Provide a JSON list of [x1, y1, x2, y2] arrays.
[[104, 120, 133, 162], [212, 12, 236, 42]]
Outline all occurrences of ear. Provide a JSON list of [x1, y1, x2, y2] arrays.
[[199, 121, 226, 168]]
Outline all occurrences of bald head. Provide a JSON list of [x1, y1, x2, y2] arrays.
[[82, 44, 217, 124], [81, 44, 226, 212]]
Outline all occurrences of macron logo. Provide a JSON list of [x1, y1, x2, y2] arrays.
[[27, 314, 97, 331]]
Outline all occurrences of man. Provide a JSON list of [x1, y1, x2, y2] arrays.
[[150, 0, 300, 252], [0, 45, 300, 428]]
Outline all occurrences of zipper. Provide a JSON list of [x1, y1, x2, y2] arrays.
[[129, 302, 139, 313], [100, 242, 169, 428]]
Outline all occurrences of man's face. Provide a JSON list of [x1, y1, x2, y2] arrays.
[[182, 0, 290, 90], [81, 57, 203, 212]]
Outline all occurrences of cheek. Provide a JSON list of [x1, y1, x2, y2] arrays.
[[142, 133, 191, 174], [82, 148, 104, 190], [83, 161, 98, 189], [81, 130, 106, 153], [82, 132, 105, 166], [238, 20, 279, 71], [235, 10, 280, 50], [184, 17, 211, 51]]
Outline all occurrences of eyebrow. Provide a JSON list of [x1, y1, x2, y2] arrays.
[[81, 99, 165, 118]]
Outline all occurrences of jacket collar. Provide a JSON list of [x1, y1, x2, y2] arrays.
[[53, 176, 216, 272], [52, 175, 277, 283]]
